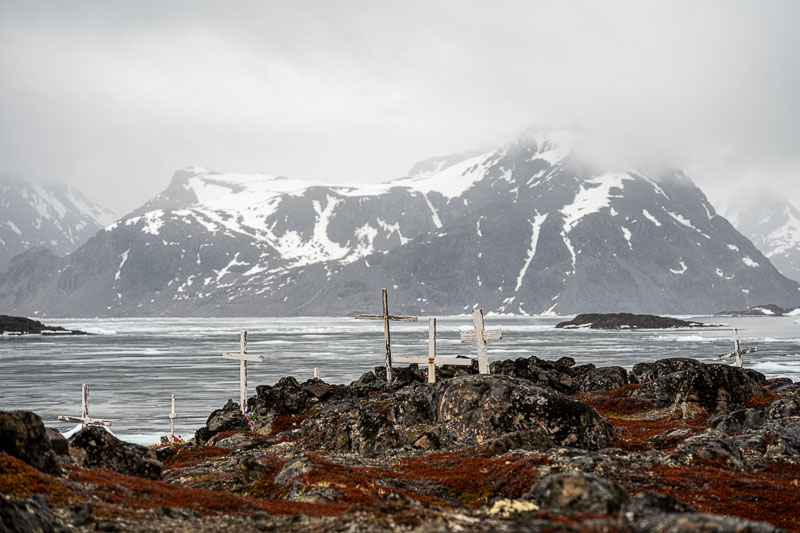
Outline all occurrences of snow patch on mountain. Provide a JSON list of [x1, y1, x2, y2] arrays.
[[561, 172, 632, 232]]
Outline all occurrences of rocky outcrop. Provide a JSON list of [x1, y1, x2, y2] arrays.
[[556, 313, 705, 329], [0, 314, 86, 335], [0, 410, 61, 476], [68, 426, 162, 480], [0, 494, 69, 533]]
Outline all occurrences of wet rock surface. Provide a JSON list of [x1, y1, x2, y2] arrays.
[[4, 355, 800, 532]]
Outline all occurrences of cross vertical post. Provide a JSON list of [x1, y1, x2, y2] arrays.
[[81, 383, 89, 421], [314, 368, 320, 379], [394, 317, 472, 383], [355, 288, 418, 384], [222, 330, 264, 414], [460, 308, 502, 374], [169, 394, 176, 436]]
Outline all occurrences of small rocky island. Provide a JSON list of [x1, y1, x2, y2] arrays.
[[2, 355, 799, 532], [556, 313, 706, 329], [0, 314, 87, 335]]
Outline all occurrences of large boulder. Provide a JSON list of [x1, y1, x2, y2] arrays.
[[68, 426, 162, 480], [194, 399, 249, 445], [528, 472, 629, 514], [580, 366, 633, 392], [670, 430, 744, 470], [302, 374, 613, 456], [0, 494, 68, 533], [0, 411, 61, 476], [490, 356, 579, 394]]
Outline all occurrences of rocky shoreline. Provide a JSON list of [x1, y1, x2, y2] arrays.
[[2, 355, 800, 532], [0, 314, 87, 335]]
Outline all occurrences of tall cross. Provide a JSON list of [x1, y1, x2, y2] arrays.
[[169, 394, 177, 436], [394, 318, 473, 383], [460, 309, 502, 374], [355, 288, 418, 384], [222, 330, 264, 413], [58, 384, 112, 427], [718, 328, 757, 368]]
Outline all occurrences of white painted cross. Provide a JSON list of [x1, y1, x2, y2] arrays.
[[222, 330, 264, 414], [460, 309, 502, 374], [169, 394, 177, 436], [314, 367, 320, 380], [58, 384, 112, 427], [394, 318, 473, 383], [718, 328, 757, 368], [355, 288, 418, 383]]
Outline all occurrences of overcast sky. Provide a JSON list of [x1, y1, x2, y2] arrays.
[[1, 1, 798, 214]]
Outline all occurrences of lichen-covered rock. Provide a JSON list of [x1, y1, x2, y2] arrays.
[[195, 399, 249, 445], [670, 430, 744, 470], [765, 398, 800, 419], [0, 410, 61, 476], [708, 409, 764, 433], [0, 494, 69, 533], [69, 426, 162, 480], [528, 472, 629, 514], [580, 366, 633, 392], [628, 512, 781, 532], [490, 356, 578, 394]]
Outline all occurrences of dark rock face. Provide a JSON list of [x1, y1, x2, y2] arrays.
[[580, 366, 633, 392], [490, 356, 578, 394], [670, 430, 745, 470], [195, 399, 249, 445], [529, 472, 629, 514], [631, 359, 766, 413], [0, 494, 68, 533], [68, 426, 162, 480], [556, 313, 705, 329], [301, 374, 613, 456], [0, 410, 61, 476]]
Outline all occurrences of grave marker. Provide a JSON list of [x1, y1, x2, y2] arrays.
[[460, 309, 502, 374], [718, 328, 757, 368], [394, 318, 473, 383], [169, 394, 177, 436], [58, 384, 112, 427], [222, 330, 264, 413], [355, 288, 418, 383]]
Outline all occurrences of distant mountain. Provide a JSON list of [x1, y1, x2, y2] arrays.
[[0, 173, 116, 267], [725, 188, 800, 283], [1, 129, 798, 317]]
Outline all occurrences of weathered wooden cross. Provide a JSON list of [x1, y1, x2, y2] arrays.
[[355, 288, 418, 384], [718, 328, 757, 368], [222, 330, 264, 413], [394, 318, 473, 383], [58, 384, 112, 427], [169, 394, 177, 436], [460, 309, 502, 374]]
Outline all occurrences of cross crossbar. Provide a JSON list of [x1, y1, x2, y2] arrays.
[[58, 384, 112, 427], [460, 329, 502, 343], [354, 288, 418, 383], [717, 328, 757, 368]]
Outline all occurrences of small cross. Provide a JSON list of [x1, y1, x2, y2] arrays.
[[58, 384, 112, 427], [222, 330, 264, 413], [355, 288, 418, 383], [169, 394, 177, 436], [394, 318, 473, 383], [460, 309, 502, 374], [718, 328, 757, 368]]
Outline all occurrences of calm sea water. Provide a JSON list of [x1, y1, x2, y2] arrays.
[[1, 315, 799, 444]]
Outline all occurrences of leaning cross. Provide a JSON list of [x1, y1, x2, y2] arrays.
[[58, 384, 112, 427], [355, 288, 418, 384], [718, 328, 757, 368], [394, 318, 473, 383], [222, 330, 264, 414], [460, 308, 502, 374]]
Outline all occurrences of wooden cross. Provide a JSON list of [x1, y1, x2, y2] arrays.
[[355, 288, 418, 384], [460, 309, 502, 374], [394, 318, 473, 383], [222, 330, 264, 413], [313, 368, 320, 379], [58, 384, 112, 427], [718, 328, 757, 368], [169, 394, 177, 436]]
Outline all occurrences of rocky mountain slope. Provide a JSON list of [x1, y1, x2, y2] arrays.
[[1, 130, 798, 317], [726, 188, 800, 283], [0, 173, 115, 268]]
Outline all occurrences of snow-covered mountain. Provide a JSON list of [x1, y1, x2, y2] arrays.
[[726, 188, 800, 283], [1, 129, 798, 317], [0, 173, 116, 267]]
